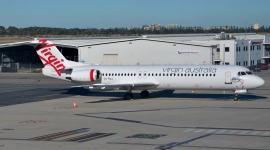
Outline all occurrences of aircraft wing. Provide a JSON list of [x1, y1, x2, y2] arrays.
[[73, 82, 158, 91]]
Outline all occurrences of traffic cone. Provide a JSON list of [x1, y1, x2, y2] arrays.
[[73, 102, 77, 108]]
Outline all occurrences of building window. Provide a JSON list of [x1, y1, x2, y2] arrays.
[[258, 45, 261, 50], [225, 62, 230, 65], [225, 47, 230, 52], [237, 47, 241, 52], [217, 48, 220, 52]]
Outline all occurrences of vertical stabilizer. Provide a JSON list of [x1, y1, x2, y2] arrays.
[[32, 39, 70, 77]]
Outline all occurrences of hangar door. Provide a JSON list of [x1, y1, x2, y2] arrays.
[[103, 54, 118, 65]]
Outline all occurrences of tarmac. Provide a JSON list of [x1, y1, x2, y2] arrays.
[[0, 70, 269, 150]]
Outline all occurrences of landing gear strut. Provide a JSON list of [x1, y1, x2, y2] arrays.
[[140, 90, 150, 98], [124, 92, 133, 100], [124, 87, 133, 100], [234, 93, 239, 101]]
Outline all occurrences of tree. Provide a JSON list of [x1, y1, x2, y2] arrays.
[[0, 26, 6, 35], [6, 26, 19, 35]]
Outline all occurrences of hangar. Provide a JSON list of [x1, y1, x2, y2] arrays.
[[53, 37, 216, 65], [0, 33, 270, 72]]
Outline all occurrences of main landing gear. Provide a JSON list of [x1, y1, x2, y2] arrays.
[[123, 90, 150, 100], [124, 92, 133, 100], [140, 90, 150, 98]]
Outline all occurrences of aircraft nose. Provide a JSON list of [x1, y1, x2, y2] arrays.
[[255, 76, 265, 88]]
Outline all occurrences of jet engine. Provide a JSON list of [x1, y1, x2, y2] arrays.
[[69, 69, 102, 82]]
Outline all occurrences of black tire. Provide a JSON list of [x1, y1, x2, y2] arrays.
[[234, 97, 239, 101], [141, 90, 150, 98], [124, 93, 133, 100]]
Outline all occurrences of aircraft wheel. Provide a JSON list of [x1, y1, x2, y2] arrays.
[[234, 94, 239, 101], [140, 90, 150, 98], [124, 93, 133, 100]]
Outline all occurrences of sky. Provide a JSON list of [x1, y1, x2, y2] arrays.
[[0, 0, 269, 28]]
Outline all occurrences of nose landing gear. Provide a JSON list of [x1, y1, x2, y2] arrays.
[[234, 89, 247, 101], [234, 93, 239, 101]]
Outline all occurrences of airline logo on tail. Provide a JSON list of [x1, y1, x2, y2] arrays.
[[35, 40, 66, 76]]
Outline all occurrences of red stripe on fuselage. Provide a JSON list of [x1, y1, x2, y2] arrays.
[[90, 69, 95, 81]]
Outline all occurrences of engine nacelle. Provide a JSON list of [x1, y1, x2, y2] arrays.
[[70, 69, 101, 82]]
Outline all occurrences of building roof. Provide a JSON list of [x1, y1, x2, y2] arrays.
[[0, 33, 266, 49], [49, 33, 265, 48], [49, 36, 216, 48]]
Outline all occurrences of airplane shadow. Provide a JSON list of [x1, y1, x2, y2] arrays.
[[56, 87, 268, 103]]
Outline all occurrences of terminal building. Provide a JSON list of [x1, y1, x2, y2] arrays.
[[0, 33, 270, 72]]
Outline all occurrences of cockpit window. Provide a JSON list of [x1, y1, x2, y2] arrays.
[[241, 72, 247, 75], [238, 71, 253, 76], [246, 71, 253, 75]]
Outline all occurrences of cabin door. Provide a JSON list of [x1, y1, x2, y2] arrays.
[[225, 71, 232, 84]]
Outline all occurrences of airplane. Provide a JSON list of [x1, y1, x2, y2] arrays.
[[31, 39, 264, 101]]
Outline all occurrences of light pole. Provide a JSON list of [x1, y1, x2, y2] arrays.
[[248, 40, 251, 66]]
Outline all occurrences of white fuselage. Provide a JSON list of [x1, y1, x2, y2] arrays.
[[66, 65, 264, 91]]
